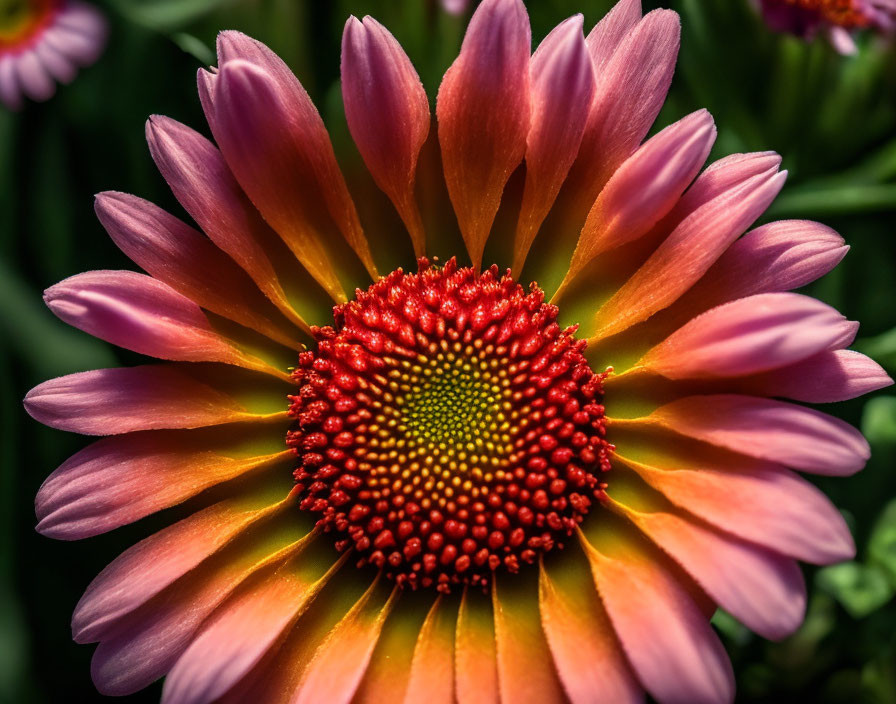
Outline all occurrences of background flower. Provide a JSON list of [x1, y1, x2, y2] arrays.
[[1, 1, 895, 702]]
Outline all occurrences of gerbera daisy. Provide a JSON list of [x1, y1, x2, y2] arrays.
[[755, 0, 896, 53], [25, 0, 892, 702], [0, 0, 106, 110]]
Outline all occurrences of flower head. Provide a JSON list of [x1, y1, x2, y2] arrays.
[[25, 0, 892, 702], [0, 0, 106, 110], [756, 0, 896, 53]]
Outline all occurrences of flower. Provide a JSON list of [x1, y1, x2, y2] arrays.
[[0, 0, 106, 110], [25, 0, 892, 702], [755, 0, 896, 53]]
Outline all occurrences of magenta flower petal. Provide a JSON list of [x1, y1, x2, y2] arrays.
[[744, 349, 894, 403], [565, 109, 716, 289], [639, 292, 858, 379], [436, 0, 532, 268], [630, 458, 856, 564], [341, 16, 430, 257], [23, 366, 268, 435], [513, 15, 595, 273], [650, 394, 871, 475], [585, 0, 642, 76]]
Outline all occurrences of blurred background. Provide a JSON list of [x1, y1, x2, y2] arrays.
[[1, 0, 895, 701]]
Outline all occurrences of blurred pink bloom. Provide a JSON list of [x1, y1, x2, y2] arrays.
[[0, 0, 106, 110], [441, 0, 472, 14], [756, 0, 896, 53]]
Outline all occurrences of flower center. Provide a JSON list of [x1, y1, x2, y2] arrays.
[[0, 0, 56, 47], [287, 259, 611, 592], [777, 0, 876, 27]]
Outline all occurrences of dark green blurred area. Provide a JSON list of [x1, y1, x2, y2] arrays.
[[1, 0, 895, 701]]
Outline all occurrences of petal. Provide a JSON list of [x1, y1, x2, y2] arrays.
[[144, 116, 316, 330], [436, 0, 531, 267], [94, 192, 302, 348], [294, 579, 397, 704], [593, 168, 787, 341], [341, 16, 430, 257], [35, 423, 292, 539], [492, 573, 566, 704], [512, 15, 595, 274], [203, 50, 375, 300], [23, 365, 285, 435], [73, 482, 296, 644], [91, 516, 312, 696], [569, 9, 680, 210], [16, 50, 56, 102], [33, 41, 77, 83], [539, 547, 642, 704], [353, 595, 432, 703], [455, 587, 500, 704], [637, 293, 858, 379], [160, 538, 342, 704], [641, 394, 870, 475], [401, 595, 457, 704], [0, 55, 23, 110], [579, 516, 735, 704], [585, 0, 642, 77], [44, 271, 285, 378], [619, 452, 855, 565], [742, 349, 893, 403], [560, 109, 716, 294], [607, 486, 806, 641]]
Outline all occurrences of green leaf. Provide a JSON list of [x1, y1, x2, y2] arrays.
[[171, 32, 215, 65], [111, 0, 235, 31], [816, 562, 894, 619], [711, 609, 752, 646], [868, 499, 896, 586], [861, 396, 896, 447], [856, 328, 896, 374]]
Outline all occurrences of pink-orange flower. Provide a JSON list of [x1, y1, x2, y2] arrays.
[[0, 0, 106, 110], [25, 0, 892, 702], [756, 0, 896, 53]]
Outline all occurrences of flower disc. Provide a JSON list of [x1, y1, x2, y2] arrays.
[[288, 259, 612, 591]]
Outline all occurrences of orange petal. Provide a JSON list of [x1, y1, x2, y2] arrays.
[[456, 586, 500, 704], [294, 578, 398, 704], [578, 515, 735, 704], [492, 572, 566, 704], [539, 548, 642, 704], [436, 0, 531, 268], [402, 595, 458, 704]]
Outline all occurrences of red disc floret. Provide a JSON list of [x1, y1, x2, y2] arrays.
[[287, 258, 611, 592]]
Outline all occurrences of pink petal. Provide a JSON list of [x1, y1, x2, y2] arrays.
[[585, 0, 642, 77], [563, 109, 716, 291], [0, 55, 23, 110], [93, 529, 313, 697], [33, 41, 77, 83], [512, 15, 595, 274], [743, 349, 893, 403], [639, 292, 858, 379], [16, 50, 56, 102], [58, 1, 109, 44], [43, 271, 278, 375], [203, 37, 376, 299], [646, 394, 870, 475], [43, 21, 104, 66], [23, 365, 277, 435], [401, 596, 456, 704], [72, 487, 293, 643], [341, 16, 430, 257], [293, 580, 397, 704], [671, 220, 848, 322], [436, 0, 531, 268], [35, 426, 291, 539], [579, 521, 735, 704], [455, 588, 500, 704], [594, 168, 787, 340], [160, 539, 338, 704], [95, 192, 301, 348], [568, 9, 680, 210], [539, 550, 643, 704], [623, 455, 856, 564], [611, 497, 806, 640], [492, 574, 566, 704], [144, 116, 311, 331]]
